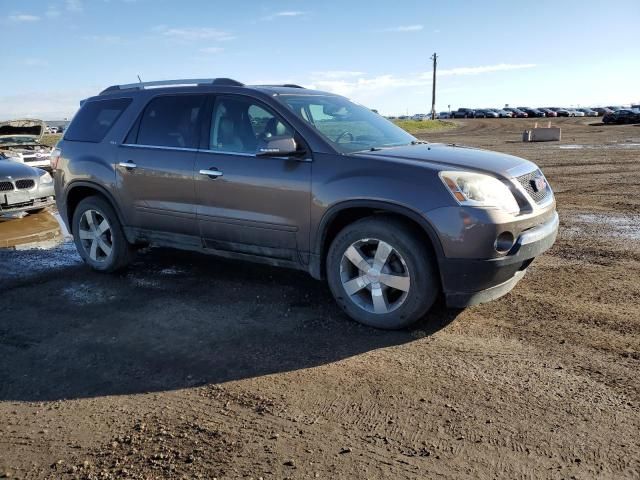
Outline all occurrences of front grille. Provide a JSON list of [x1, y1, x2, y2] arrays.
[[0, 181, 13, 192], [15, 179, 35, 190], [516, 169, 552, 204]]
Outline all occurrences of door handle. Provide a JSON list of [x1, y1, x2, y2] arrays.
[[199, 168, 223, 178], [118, 161, 137, 169]]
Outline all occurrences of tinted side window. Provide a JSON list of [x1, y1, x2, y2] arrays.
[[64, 98, 132, 143], [136, 95, 205, 148], [209, 97, 292, 154]]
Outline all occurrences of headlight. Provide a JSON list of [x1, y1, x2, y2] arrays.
[[439, 171, 520, 214], [40, 172, 53, 184], [2, 150, 22, 160]]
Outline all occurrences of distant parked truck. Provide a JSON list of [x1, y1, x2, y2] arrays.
[[603, 109, 640, 124], [452, 108, 475, 118]]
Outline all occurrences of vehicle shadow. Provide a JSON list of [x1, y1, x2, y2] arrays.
[[0, 247, 460, 402]]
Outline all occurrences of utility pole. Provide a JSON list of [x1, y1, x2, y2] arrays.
[[430, 53, 438, 120]]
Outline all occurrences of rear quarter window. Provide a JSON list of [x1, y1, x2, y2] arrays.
[[64, 98, 132, 143]]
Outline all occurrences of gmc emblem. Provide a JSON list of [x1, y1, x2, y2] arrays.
[[531, 176, 547, 192]]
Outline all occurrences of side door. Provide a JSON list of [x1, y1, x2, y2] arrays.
[[194, 94, 311, 262], [116, 94, 206, 238]]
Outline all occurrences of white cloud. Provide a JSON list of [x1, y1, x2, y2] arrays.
[[308, 75, 429, 96], [65, 0, 83, 12], [45, 6, 61, 18], [437, 63, 538, 76], [0, 89, 97, 120], [8, 14, 40, 22], [154, 26, 235, 42], [262, 11, 306, 21], [307, 63, 539, 97], [384, 24, 423, 32], [312, 71, 366, 79]]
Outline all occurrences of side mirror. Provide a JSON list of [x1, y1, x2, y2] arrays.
[[256, 136, 298, 157]]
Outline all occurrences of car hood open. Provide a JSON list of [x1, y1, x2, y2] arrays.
[[0, 119, 46, 145], [355, 143, 537, 178]]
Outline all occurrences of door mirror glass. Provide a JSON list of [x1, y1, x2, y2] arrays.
[[256, 135, 297, 157]]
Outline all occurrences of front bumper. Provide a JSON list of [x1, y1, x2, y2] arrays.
[[441, 211, 559, 307], [0, 195, 55, 214], [0, 182, 55, 214]]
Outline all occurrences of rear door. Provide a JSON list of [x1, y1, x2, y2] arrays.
[[194, 94, 311, 262], [117, 94, 206, 237]]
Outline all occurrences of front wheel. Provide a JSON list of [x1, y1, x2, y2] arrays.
[[326, 216, 439, 329], [72, 196, 133, 272]]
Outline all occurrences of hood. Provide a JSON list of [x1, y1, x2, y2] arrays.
[[0, 119, 46, 144], [354, 143, 537, 178], [0, 157, 42, 177]]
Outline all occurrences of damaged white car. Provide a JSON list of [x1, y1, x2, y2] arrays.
[[0, 119, 53, 170]]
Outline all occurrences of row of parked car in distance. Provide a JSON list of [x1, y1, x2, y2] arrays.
[[444, 106, 638, 119], [392, 105, 640, 123]]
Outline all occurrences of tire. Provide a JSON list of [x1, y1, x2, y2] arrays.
[[72, 196, 133, 272], [326, 216, 439, 329]]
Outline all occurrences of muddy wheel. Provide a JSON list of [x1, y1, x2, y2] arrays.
[[326, 216, 439, 329]]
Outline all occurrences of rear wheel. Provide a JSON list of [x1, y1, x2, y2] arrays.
[[72, 196, 132, 272], [326, 216, 439, 329]]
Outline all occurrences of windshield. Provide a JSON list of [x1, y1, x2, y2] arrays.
[[275, 94, 416, 154], [0, 136, 39, 145]]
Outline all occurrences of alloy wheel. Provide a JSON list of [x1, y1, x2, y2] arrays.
[[78, 209, 113, 263], [339, 238, 411, 314]]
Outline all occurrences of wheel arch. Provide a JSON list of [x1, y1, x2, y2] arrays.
[[64, 181, 127, 235], [310, 200, 445, 280]]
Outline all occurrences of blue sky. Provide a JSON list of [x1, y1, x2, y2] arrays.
[[2, 0, 639, 118]]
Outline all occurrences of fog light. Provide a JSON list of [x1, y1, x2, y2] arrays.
[[495, 231, 515, 253]]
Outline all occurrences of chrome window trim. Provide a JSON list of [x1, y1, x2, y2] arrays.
[[120, 143, 199, 153], [120, 143, 311, 162]]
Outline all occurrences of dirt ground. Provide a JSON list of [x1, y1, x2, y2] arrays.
[[1, 118, 639, 479]]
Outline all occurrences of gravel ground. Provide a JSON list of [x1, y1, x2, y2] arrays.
[[0, 118, 638, 479]]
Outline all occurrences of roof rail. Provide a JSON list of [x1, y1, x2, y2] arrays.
[[255, 84, 305, 89], [100, 78, 244, 95]]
